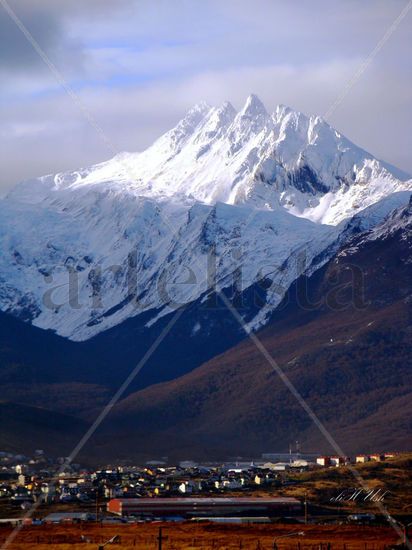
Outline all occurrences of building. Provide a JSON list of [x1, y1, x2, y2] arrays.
[[178, 482, 194, 494], [291, 460, 309, 468], [107, 497, 301, 518], [384, 453, 396, 459], [355, 455, 370, 463], [316, 456, 330, 467], [369, 454, 385, 462], [317, 456, 349, 467], [44, 513, 92, 523], [262, 462, 290, 471], [330, 456, 349, 467]]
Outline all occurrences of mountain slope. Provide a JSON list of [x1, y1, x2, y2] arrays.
[[0, 401, 88, 456], [99, 198, 412, 461], [0, 196, 336, 340], [0, 194, 409, 397], [0, 95, 410, 343]]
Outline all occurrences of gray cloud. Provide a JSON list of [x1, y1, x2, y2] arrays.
[[0, 0, 136, 74], [0, 0, 411, 192], [0, 5, 64, 72]]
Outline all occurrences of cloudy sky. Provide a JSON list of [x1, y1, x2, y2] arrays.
[[0, 0, 411, 191]]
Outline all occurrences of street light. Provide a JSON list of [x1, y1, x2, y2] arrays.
[[273, 531, 305, 549]]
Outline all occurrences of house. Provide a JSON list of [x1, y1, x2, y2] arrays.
[[254, 475, 265, 485], [222, 479, 243, 490], [178, 481, 199, 494], [17, 474, 31, 487], [330, 456, 348, 467], [271, 462, 291, 471], [355, 455, 370, 463], [291, 459, 309, 468], [178, 482, 192, 494], [316, 456, 330, 467], [224, 463, 254, 473], [369, 454, 384, 462], [384, 452, 396, 459]]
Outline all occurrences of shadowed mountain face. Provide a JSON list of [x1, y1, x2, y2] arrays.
[[0, 401, 88, 457], [91, 199, 412, 462]]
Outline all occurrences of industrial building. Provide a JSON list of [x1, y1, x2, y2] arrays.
[[107, 497, 301, 518]]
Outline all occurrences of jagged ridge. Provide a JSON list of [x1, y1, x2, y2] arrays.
[[0, 95, 411, 341]]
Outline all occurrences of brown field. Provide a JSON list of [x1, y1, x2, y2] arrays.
[[0, 522, 402, 550]]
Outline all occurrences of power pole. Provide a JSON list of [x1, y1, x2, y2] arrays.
[[157, 527, 163, 550]]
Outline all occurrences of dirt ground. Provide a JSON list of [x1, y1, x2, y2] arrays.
[[0, 522, 403, 550]]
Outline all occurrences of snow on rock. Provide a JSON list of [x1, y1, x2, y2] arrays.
[[0, 95, 411, 341]]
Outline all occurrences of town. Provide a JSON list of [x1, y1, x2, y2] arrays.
[[0, 449, 410, 549], [0, 448, 406, 524]]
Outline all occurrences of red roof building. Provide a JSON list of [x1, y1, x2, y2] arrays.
[[107, 497, 301, 517]]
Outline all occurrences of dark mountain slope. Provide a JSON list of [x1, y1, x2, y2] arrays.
[[97, 200, 412, 461], [0, 401, 88, 456], [0, 283, 260, 402]]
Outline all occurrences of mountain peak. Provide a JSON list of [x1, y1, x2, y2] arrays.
[[160, 101, 212, 152], [219, 101, 236, 115], [188, 100, 211, 115], [210, 101, 237, 127], [240, 94, 268, 117], [275, 103, 293, 116], [11, 96, 410, 226], [273, 103, 307, 124], [181, 101, 211, 126]]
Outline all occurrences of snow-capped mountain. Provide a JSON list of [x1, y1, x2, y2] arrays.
[[0, 95, 411, 341]]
